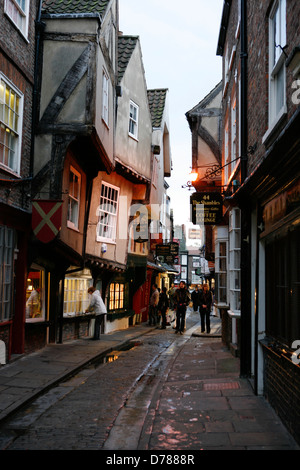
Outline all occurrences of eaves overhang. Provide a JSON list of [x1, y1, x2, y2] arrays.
[[216, 0, 232, 56]]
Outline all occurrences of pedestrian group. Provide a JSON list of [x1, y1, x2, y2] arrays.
[[148, 281, 213, 335], [85, 281, 213, 340]]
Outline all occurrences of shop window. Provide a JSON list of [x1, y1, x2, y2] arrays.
[[97, 182, 119, 243], [0, 75, 23, 175], [26, 265, 45, 321], [266, 224, 300, 346], [63, 276, 92, 317], [0, 225, 15, 322], [109, 283, 124, 310]]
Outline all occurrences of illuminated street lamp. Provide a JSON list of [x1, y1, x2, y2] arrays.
[[189, 171, 198, 182]]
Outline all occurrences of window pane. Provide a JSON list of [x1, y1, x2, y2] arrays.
[[276, 65, 284, 114], [98, 183, 119, 241]]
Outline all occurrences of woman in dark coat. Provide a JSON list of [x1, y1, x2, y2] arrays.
[[199, 284, 213, 334]]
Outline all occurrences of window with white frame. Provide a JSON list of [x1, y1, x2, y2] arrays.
[[129, 100, 139, 139], [228, 208, 241, 312], [268, 0, 286, 127], [215, 239, 228, 304], [97, 182, 119, 242], [67, 166, 81, 230], [102, 69, 109, 126], [4, 0, 29, 36], [224, 118, 229, 184], [0, 225, 15, 322], [0, 75, 23, 174]]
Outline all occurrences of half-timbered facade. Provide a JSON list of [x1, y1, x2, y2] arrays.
[[30, 0, 118, 345]]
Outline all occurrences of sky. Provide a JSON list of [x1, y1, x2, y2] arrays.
[[119, 0, 224, 227]]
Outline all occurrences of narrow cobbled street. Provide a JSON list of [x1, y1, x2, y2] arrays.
[[0, 310, 298, 452]]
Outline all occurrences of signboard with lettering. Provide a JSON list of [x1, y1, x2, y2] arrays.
[[155, 244, 171, 257], [190, 192, 223, 225]]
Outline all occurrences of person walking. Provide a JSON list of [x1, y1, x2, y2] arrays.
[[174, 281, 190, 334], [85, 286, 107, 340], [158, 286, 169, 329], [191, 285, 200, 313], [148, 284, 159, 326], [199, 283, 213, 334]]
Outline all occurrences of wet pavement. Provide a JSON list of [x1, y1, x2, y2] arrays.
[[0, 311, 299, 451]]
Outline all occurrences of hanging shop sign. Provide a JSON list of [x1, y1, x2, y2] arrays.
[[32, 200, 63, 243], [155, 242, 179, 262], [169, 242, 179, 256], [190, 192, 223, 225], [155, 244, 171, 258]]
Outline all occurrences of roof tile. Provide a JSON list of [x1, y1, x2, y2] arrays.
[[117, 35, 139, 84], [147, 89, 168, 128], [42, 0, 110, 16]]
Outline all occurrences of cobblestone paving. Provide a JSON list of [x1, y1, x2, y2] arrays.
[[0, 327, 186, 450]]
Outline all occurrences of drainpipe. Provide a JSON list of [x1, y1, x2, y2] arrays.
[[30, 0, 45, 178], [239, 0, 252, 378]]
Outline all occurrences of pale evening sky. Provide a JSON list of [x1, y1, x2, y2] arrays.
[[119, 0, 223, 227]]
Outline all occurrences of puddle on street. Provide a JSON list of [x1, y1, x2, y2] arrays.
[[92, 340, 143, 366]]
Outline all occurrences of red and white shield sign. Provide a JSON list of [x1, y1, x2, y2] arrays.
[[32, 200, 63, 243]]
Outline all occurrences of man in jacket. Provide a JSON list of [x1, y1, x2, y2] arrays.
[[85, 286, 107, 340], [174, 281, 190, 334]]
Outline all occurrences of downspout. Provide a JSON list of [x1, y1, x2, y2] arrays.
[[239, 0, 251, 377], [30, 0, 45, 178]]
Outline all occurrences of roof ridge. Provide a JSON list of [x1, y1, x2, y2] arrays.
[[117, 35, 139, 83], [147, 89, 167, 128], [42, 0, 110, 16]]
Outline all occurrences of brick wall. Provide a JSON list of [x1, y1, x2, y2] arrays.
[[0, 0, 38, 212], [247, 0, 300, 174], [263, 345, 300, 446]]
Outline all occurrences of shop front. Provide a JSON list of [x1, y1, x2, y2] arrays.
[[0, 204, 30, 361]]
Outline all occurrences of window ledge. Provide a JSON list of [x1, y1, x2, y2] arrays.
[[215, 302, 229, 309], [96, 237, 116, 245], [67, 221, 80, 232], [0, 163, 20, 178], [128, 133, 139, 142], [262, 106, 287, 146], [228, 309, 241, 318]]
